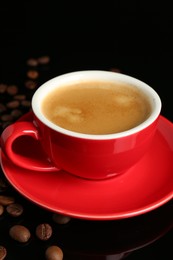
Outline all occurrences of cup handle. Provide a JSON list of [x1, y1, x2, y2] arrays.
[[0, 122, 58, 172]]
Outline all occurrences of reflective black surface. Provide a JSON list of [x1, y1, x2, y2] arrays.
[[1, 3, 173, 259], [0, 176, 173, 259]]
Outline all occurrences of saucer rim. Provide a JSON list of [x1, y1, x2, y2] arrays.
[[0, 112, 173, 220]]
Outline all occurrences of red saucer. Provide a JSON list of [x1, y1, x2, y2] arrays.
[[0, 112, 173, 220]]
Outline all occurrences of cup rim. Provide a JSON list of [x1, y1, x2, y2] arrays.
[[32, 70, 162, 140]]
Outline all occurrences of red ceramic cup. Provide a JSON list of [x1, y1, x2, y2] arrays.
[[0, 71, 162, 179]]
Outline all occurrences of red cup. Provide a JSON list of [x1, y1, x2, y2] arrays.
[[0, 71, 162, 180]]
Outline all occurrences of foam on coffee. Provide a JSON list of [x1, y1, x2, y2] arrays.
[[41, 81, 151, 134]]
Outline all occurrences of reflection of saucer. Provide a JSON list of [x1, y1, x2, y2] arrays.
[[0, 112, 173, 220], [62, 200, 173, 256]]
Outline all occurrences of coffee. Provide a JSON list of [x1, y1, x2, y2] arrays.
[[41, 81, 151, 135]]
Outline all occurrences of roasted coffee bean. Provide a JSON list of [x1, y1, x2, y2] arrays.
[[6, 100, 20, 109], [9, 225, 31, 243], [6, 85, 18, 95], [0, 205, 4, 216], [0, 245, 7, 260], [26, 58, 38, 67], [27, 70, 39, 79], [6, 203, 23, 217], [1, 114, 13, 122], [0, 83, 7, 93], [45, 245, 63, 260], [14, 94, 26, 101], [11, 109, 23, 118], [25, 80, 37, 89], [38, 55, 50, 65], [52, 213, 71, 225], [35, 223, 52, 241], [21, 100, 31, 108], [0, 195, 15, 206]]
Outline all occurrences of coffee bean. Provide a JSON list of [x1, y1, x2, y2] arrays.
[[37, 55, 50, 65], [27, 70, 39, 79], [26, 58, 38, 67], [0, 205, 4, 216], [35, 223, 52, 241], [6, 85, 18, 95], [11, 109, 23, 118], [21, 100, 31, 108], [14, 94, 26, 101], [45, 245, 63, 260], [52, 213, 71, 225], [0, 54, 63, 258], [6, 100, 20, 109], [9, 225, 31, 243], [0, 246, 7, 260], [6, 203, 23, 217], [1, 114, 13, 122], [0, 195, 15, 206], [0, 83, 7, 93], [24, 80, 37, 90]]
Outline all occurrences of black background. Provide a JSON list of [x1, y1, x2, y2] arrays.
[[1, 1, 173, 121], [0, 1, 173, 259]]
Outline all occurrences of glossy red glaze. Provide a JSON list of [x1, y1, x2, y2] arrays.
[[1, 112, 159, 179], [34, 114, 159, 179], [0, 115, 173, 220]]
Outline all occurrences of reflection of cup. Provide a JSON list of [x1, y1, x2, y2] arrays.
[[0, 70, 161, 179]]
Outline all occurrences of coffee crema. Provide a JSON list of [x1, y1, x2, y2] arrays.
[[41, 81, 151, 134]]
